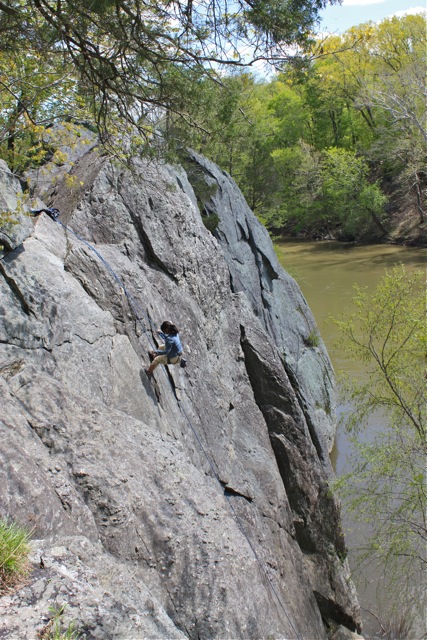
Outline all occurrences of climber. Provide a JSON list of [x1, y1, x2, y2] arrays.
[[145, 321, 184, 377]]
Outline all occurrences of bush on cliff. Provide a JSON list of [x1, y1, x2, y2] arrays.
[[0, 518, 31, 595]]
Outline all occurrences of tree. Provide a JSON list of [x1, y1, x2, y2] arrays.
[[333, 265, 426, 611], [237, 14, 426, 238], [265, 143, 386, 238], [320, 147, 387, 237], [356, 15, 427, 224], [279, 26, 381, 152], [171, 74, 298, 212], [0, 0, 337, 169], [307, 15, 427, 223], [0, 45, 90, 172]]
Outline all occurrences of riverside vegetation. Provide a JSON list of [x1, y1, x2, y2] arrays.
[[171, 14, 426, 244], [333, 265, 426, 630], [275, 242, 426, 638], [0, 3, 425, 243]]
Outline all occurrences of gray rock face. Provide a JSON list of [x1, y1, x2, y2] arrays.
[[184, 150, 336, 455], [0, 147, 361, 639], [0, 161, 34, 253]]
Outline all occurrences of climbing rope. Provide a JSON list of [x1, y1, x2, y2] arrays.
[[33, 208, 303, 639]]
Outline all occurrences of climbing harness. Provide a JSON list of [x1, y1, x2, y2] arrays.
[[34, 208, 303, 639]]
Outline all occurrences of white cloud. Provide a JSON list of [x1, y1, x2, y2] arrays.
[[341, 0, 385, 5], [390, 6, 426, 16]]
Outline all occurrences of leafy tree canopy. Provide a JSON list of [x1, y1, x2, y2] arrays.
[[269, 143, 387, 237], [290, 14, 427, 223], [171, 14, 425, 239], [0, 0, 336, 169]]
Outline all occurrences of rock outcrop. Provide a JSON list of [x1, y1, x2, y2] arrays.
[[0, 145, 361, 639]]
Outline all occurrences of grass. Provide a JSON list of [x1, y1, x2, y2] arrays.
[[305, 329, 320, 348], [0, 518, 31, 595], [37, 604, 80, 640], [0, 521, 80, 638]]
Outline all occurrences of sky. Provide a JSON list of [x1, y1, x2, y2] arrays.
[[317, 0, 426, 33]]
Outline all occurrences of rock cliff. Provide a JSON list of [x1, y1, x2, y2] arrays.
[[0, 143, 361, 639]]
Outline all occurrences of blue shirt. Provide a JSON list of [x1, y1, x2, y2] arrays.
[[156, 332, 183, 359]]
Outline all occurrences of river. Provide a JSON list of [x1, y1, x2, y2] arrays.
[[275, 239, 426, 639]]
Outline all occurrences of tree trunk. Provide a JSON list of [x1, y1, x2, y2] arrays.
[[414, 172, 426, 224], [370, 210, 388, 236]]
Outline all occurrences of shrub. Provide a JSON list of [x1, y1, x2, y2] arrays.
[[305, 329, 320, 348], [332, 266, 426, 611], [372, 610, 414, 640], [181, 158, 219, 212], [202, 213, 220, 234]]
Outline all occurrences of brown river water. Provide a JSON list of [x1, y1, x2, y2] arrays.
[[275, 239, 426, 639]]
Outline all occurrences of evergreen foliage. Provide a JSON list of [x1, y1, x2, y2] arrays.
[[202, 213, 220, 234], [0, 0, 335, 170], [0, 4, 424, 239]]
